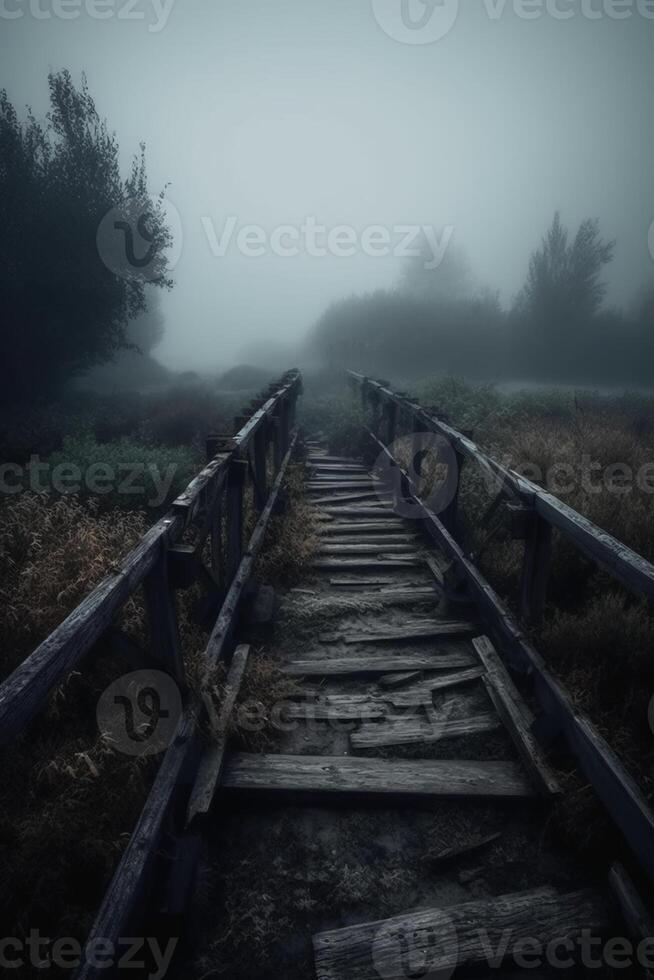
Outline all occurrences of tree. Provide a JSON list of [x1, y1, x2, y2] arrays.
[[400, 234, 473, 305], [0, 70, 172, 402], [515, 212, 615, 327]]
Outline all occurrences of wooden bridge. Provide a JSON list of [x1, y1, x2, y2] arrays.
[[2, 367, 654, 977]]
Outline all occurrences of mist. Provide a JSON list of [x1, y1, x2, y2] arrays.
[[2, 0, 653, 376]]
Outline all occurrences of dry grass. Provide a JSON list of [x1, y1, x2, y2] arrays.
[[0, 493, 147, 678], [255, 462, 318, 586]]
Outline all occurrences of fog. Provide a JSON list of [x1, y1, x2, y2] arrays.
[[2, 0, 653, 372]]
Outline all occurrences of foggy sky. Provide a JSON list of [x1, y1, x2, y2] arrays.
[[2, 0, 653, 371]]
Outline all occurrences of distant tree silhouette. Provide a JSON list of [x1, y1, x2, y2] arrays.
[[0, 70, 172, 402], [515, 212, 614, 325]]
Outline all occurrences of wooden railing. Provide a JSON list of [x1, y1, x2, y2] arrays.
[[0, 369, 302, 744], [348, 370, 654, 883]]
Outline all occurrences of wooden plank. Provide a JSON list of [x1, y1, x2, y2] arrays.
[[223, 753, 535, 799], [283, 701, 386, 721], [350, 712, 501, 749], [313, 887, 609, 980], [473, 636, 561, 797], [307, 482, 376, 491], [308, 464, 369, 473], [378, 670, 423, 689], [609, 861, 654, 979], [186, 645, 250, 826], [283, 650, 476, 677], [318, 544, 419, 556], [320, 507, 400, 518], [427, 831, 502, 867], [388, 666, 485, 706], [319, 537, 419, 548], [311, 492, 393, 506], [312, 558, 424, 571], [319, 522, 407, 535], [319, 621, 476, 644]]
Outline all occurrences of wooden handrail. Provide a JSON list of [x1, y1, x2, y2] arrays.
[[0, 368, 303, 743], [348, 370, 654, 607]]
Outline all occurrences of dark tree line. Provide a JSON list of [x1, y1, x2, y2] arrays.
[[310, 214, 654, 386], [0, 71, 172, 403]]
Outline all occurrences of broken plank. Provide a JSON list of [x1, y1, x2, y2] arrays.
[[313, 887, 609, 980], [185, 644, 250, 826], [427, 831, 502, 867], [223, 753, 535, 800], [319, 621, 477, 643], [350, 712, 501, 748], [283, 701, 386, 722], [283, 650, 476, 677], [473, 636, 561, 798], [378, 670, 423, 689], [388, 665, 485, 706]]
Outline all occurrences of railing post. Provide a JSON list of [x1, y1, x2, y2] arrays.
[[143, 547, 185, 686], [225, 457, 247, 584], [519, 509, 553, 626], [440, 447, 463, 537], [252, 426, 268, 511]]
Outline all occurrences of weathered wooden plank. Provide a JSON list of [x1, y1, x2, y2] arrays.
[[318, 544, 419, 556], [319, 522, 407, 535], [378, 670, 423, 689], [473, 636, 561, 797], [311, 492, 393, 506], [350, 711, 501, 748], [319, 621, 476, 644], [223, 753, 535, 799], [388, 666, 485, 706], [313, 887, 609, 980], [307, 482, 376, 491], [427, 830, 502, 867], [312, 558, 424, 570], [283, 650, 476, 676], [308, 464, 369, 473], [609, 861, 654, 977], [283, 701, 386, 721], [320, 507, 400, 518], [186, 645, 250, 826]]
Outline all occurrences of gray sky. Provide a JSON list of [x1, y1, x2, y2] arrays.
[[2, 0, 653, 369]]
